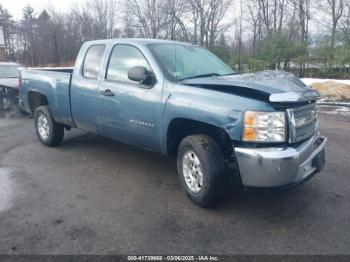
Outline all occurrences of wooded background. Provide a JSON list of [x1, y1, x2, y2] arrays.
[[0, 0, 349, 78]]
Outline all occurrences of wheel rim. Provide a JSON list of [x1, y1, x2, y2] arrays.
[[182, 151, 203, 193], [37, 113, 50, 140]]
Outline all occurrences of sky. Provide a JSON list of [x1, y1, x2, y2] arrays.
[[1, 0, 85, 19]]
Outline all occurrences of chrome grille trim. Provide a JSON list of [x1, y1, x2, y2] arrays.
[[287, 103, 318, 143]]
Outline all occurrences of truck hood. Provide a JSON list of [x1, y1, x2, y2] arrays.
[[181, 70, 319, 103]]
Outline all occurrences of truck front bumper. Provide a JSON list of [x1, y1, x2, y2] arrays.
[[235, 132, 327, 188]]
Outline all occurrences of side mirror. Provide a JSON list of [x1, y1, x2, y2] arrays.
[[128, 66, 155, 85]]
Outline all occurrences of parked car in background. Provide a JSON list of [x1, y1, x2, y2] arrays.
[[0, 62, 25, 110], [19, 39, 327, 207]]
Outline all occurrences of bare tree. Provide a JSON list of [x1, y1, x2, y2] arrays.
[[126, 0, 167, 38], [0, 5, 16, 61], [247, 0, 262, 53], [122, 1, 136, 38], [21, 5, 36, 66], [340, 0, 350, 43], [90, 0, 119, 39], [289, 0, 311, 76], [327, 0, 344, 50], [163, 0, 189, 41], [248, 0, 288, 37], [237, 0, 243, 72], [188, 0, 232, 49]]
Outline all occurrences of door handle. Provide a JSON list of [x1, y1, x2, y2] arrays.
[[101, 89, 115, 97]]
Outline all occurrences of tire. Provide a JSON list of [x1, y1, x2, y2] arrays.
[[34, 105, 64, 147], [177, 134, 227, 207]]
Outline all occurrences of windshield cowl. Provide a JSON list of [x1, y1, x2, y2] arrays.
[[178, 72, 237, 82]]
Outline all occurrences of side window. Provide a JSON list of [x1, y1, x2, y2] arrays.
[[82, 44, 105, 79], [106, 45, 151, 83]]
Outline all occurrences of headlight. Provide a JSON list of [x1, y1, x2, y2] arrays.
[[243, 111, 286, 142]]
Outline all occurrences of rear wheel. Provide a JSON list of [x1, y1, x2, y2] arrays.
[[34, 106, 64, 147], [177, 134, 227, 207]]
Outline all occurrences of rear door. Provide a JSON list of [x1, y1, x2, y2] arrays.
[[98, 44, 162, 150], [70, 44, 106, 133]]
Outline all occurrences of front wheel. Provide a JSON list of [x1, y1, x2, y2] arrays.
[[34, 106, 64, 147], [177, 134, 227, 207]]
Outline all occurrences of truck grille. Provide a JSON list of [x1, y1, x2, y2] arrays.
[[287, 103, 318, 143]]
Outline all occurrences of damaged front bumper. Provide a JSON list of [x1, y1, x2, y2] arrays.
[[235, 132, 327, 188]]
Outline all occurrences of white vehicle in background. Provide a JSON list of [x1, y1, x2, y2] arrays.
[[0, 62, 25, 111]]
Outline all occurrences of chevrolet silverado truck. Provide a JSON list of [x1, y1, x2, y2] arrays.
[[19, 39, 327, 206]]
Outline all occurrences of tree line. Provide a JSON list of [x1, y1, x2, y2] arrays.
[[0, 0, 349, 78]]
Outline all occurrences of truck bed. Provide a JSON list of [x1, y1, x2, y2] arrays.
[[20, 69, 74, 126]]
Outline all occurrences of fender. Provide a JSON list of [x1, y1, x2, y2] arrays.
[[161, 82, 276, 153], [20, 70, 73, 126]]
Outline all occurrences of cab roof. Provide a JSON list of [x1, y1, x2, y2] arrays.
[[84, 38, 195, 46]]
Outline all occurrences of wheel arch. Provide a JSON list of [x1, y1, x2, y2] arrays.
[[27, 91, 49, 114], [166, 118, 234, 160]]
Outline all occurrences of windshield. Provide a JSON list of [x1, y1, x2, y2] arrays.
[[0, 65, 20, 78], [148, 43, 234, 81]]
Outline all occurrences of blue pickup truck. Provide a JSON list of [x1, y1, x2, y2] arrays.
[[19, 39, 327, 206]]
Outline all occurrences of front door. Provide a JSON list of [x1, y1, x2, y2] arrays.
[[98, 44, 162, 151]]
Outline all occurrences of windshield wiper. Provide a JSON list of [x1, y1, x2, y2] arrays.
[[179, 73, 221, 81]]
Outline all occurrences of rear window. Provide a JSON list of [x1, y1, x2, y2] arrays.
[[0, 66, 20, 78], [82, 45, 105, 79]]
